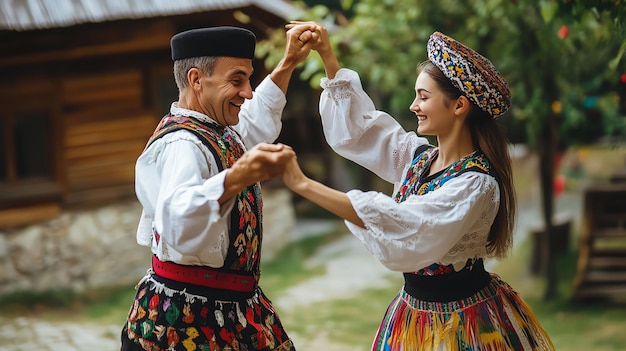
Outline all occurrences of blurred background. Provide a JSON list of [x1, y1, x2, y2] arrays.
[[0, 0, 625, 350]]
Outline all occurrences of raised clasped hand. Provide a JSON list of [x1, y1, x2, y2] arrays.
[[284, 22, 319, 65], [286, 21, 330, 55]]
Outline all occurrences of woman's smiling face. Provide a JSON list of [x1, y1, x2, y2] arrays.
[[409, 71, 458, 136]]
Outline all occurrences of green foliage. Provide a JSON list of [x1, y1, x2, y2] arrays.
[[552, 0, 626, 31], [258, 0, 625, 147]]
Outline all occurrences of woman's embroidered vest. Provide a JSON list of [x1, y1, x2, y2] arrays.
[[147, 114, 263, 281], [394, 145, 494, 275]]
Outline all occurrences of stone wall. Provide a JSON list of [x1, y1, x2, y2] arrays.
[[0, 188, 294, 296]]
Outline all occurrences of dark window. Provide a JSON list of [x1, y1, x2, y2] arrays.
[[0, 109, 59, 209], [0, 120, 6, 182], [155, 75, 179, 117], [14, 111, 51, 179]]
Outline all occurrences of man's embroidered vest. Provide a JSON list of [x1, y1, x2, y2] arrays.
[[147, 114, 263, 281]]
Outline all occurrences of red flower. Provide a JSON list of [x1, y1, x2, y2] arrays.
[[200, 326, 214, 340], [167, 327, 180, 346], [219, 328, 236, 343], [149, 295, 160, 310], [434, 265, 453, 275], [558, 25, 568, 39]]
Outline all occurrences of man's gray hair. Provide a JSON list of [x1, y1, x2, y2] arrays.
[[173, 56, 218, 91]]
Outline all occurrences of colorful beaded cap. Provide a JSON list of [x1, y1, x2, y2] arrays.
[[427, 32, 511, 118]]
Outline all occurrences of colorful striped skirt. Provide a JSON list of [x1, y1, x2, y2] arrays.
[[372, 274, 554, 351]]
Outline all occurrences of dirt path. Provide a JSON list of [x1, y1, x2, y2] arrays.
[[0, 191, 583, 351], [0, 220, 378, 351]]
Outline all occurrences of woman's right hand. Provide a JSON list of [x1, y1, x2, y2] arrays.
[[286, 21, 339, 79], [282, 156, 308, 193]]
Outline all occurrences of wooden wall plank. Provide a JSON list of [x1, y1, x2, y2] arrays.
[[64, 184, 136, 206], [0, 203, 61, 228], [65, 115, 155, 145], [62, 70, 143, 106]]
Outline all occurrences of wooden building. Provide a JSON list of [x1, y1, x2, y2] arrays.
[[0, 0, 326, 228]]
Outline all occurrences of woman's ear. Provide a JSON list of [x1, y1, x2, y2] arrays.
[[454, 95, 471, 116]]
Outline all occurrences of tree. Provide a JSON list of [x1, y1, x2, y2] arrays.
[[259, 0, 626, 299]]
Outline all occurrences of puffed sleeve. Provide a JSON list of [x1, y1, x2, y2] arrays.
[[136, 131, 235, 266], [344, 172, 500, 272], [319, 68, 430, 184], [234, 75, 286, 147]]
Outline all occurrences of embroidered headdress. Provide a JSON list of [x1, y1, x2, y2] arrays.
[[427, 32, 511, 118]]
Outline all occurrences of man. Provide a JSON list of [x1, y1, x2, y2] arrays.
[[120, 24, 315, 351]]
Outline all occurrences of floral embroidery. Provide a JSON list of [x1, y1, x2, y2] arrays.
[[147, 115, 262, 273], [393, 147, 492, 275], [427, 32, 510, 118], [125, 278, 295, 350], [123, 115, 294, 350]]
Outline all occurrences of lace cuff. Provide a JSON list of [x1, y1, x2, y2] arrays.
[[320, 68, 356, 88], [320, 69, 362, 101]]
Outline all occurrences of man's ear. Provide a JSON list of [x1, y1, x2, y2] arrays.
[[454, 95, 471, 116], [187, 68, 201, 90]]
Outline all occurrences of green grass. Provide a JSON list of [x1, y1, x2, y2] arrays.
[[260, 229, 343, 295], [0, 282, 137, 324], [278, 283, 402, 349]]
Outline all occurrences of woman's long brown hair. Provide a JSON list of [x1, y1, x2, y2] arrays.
[[418, 61, 516, 258]]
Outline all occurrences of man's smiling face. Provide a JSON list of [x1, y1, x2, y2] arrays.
[[198, 56, 254, 126]]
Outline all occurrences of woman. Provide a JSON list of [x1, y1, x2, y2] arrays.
[[283, 22, 554, 351]]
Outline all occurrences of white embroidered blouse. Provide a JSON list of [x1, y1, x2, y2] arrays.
[[319, 68, 501, 272], [135, 75, 286, 267]]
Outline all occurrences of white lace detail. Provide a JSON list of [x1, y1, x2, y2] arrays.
[[440, 178, 498, 266], [393, 138, 420, 170], [491, 187, 499, 204], [170, 102, 219, 125], [146, 273, 209, 304], [320, 75, 351, 89], [144, 273, 260, 305], [444, 231, 488, 260], [320, 70, 356, 102], [324, 85, 353, 101]]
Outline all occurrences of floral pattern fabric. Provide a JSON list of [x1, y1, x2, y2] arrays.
[[393, 147, 492, 276], [122, 115, 292, 350], [147, 114, 263, 274], [124, 277, 294, 351]]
